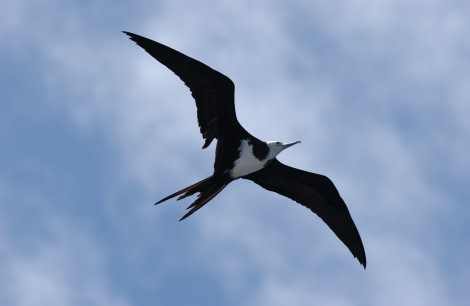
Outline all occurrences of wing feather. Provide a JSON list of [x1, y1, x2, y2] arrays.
[[124, 31, 240, 148], [244, 159, 366, 267]]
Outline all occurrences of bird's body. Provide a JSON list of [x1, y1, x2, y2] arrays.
[[124, 31, 366, 267], [231, 140, 273, 178]]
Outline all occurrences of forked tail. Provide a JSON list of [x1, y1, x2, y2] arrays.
[[155, 174, 231, 221]]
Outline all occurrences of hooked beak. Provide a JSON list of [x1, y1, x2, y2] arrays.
[[282, 140, 301, 149]]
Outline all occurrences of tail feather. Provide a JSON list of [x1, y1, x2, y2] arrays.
[[155, 176, 212, 205], [155, 174, 230, 220], [179, 183, 228, 221]]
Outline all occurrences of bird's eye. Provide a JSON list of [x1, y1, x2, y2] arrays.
[[276, 142, 281, 145]]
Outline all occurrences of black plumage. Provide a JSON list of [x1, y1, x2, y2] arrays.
[[124, 31, 366, 267]]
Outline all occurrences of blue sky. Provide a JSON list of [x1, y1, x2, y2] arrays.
[[1, 0, 469, 305]]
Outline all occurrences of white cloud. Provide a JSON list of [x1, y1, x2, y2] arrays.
[[0, 200, 131, 306]]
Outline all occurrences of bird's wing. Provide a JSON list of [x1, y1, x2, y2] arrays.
[[124, 31, 245, 149], [244, 159, 366, 267]]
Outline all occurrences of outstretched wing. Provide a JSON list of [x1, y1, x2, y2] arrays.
[[124, 31, 243, 148], [244, 159, 366, 267]]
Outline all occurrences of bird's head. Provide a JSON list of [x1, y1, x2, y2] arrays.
[[266, 140, 301, 159]]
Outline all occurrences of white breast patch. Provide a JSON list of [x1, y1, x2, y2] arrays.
[[230, 139, 267, 178]]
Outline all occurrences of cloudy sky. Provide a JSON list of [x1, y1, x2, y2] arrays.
[[1, 0, 469, 305]]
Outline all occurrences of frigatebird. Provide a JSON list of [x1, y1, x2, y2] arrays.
[[124, 31, 366, 268]]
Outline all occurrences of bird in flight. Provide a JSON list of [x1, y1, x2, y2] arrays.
[[124, 31, 366, 268]]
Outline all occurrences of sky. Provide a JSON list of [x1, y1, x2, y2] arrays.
[[1, 0, 469, 305]]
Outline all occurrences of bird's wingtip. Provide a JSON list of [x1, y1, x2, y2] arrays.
[[122, 31, 137, 40], [357, 253, 367, 269]]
